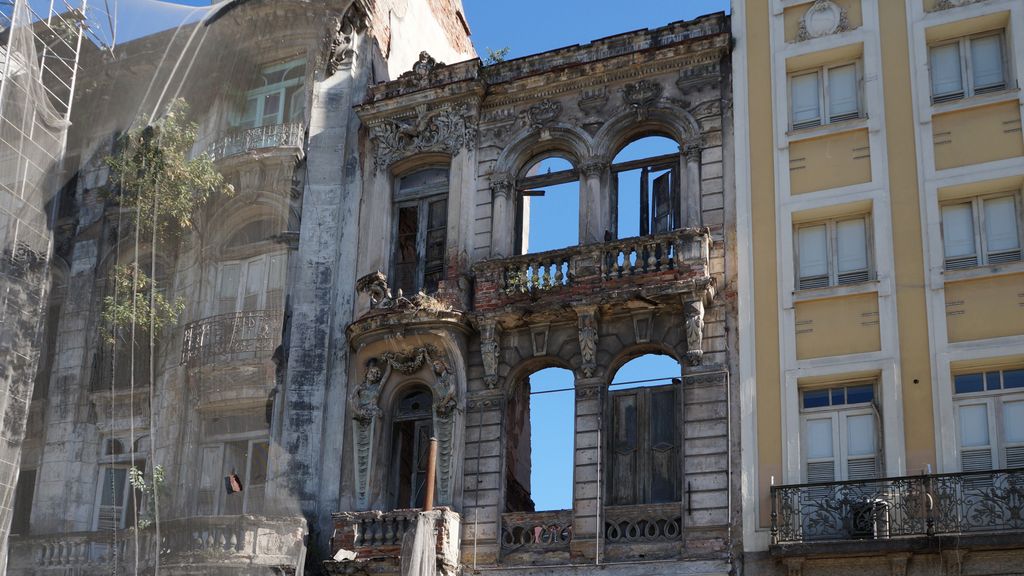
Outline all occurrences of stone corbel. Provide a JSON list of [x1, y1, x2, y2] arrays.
[[682, 284, 715, 366], [576, 306, 599, 378], [326, 4, 368, 77], [480, 319, 500, 389]]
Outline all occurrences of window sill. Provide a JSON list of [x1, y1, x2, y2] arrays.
[[941, 259, 1024, 283], [793, 278, 879, 303], [786, 116, 869, 144], [930, 88, 1020, 117]]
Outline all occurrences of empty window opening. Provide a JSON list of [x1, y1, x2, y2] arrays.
[[393, 167, 449, 295], [613, 137, 680, 240], [236, 59, 306, 129], [506, 367, 575, 512], [390, 387, 434, 509], [11, 470, 35, 535], [607, 354, 682, 506], [197, 410, 270, 516], [517, 156, 579, 254]]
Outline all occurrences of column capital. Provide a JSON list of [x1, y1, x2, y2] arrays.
[[579, 156, 610, 177], [682, 141, 704, 163], [489, 172, 514, 199]]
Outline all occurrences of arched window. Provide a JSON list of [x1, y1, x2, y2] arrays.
[[505, 367, 574, 512], [516, 155, 579, 254], [392, 167, 449, 295], [606, 353, 682, 505], [237, 59, 306, 129], [389, 387, 434, 509], [612, 136, 681, 239], [215, 218, 286, 314]]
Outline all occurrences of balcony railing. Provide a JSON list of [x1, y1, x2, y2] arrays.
[[474, 228, 711, 312], [180, 309, 281, 366], [501, 510, 573, 553], [770, 468, 1024, 545], [329, 508, 461, 570], [206, 122, 304, 162]]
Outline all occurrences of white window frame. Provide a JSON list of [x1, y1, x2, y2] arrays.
[[197, 437, 270, 516], [215, 252, 286, 315], [794, 214, 873, 290], [800, 384, 880, 483], [940, 192, 1023, 270], [953, 369, 1024, 472], [788, 60, 864, 130], [929, 30, 1009, 104], [92, 436, 146, 531], [235, 59, 305, 129]]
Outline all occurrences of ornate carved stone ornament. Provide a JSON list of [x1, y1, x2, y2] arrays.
[[350, 357, 389, 507], [369, 104, 476, 173], [580, 157, 609, 178], [795, 0, 850, 43], [356, 271, 399, 309], [326, 5, 368, 77], [577, 87, 609, 133], [621, 80, 664, 121], [399, 51, 445, 85], [683, 298, 705, 366], [489, 172, 514, 200], [527, 99, 562, 132], [934, 0, 984, 11], [576, 306, 599, 378], [479, 319, 500, 389]]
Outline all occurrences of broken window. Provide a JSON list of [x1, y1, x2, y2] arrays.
[[607, 354, 682, 506], [505, 367, 575, 512], [516, 156, 579, 254], [94, 435, 146, 531], [389, 387, 434, 509], [392, 167, 449, 295], [197, 410, 270, 516], [612, 137, 681, 239]]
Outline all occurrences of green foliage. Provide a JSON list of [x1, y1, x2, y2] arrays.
[[484, 46, 511, 65], [129, 464, 165, 530], [101, 263, 183, 342], [104, 98, 233, 240]]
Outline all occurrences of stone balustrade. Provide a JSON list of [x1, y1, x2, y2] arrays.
[[328, 508, 461, 572], [206, 122, 304, 162], [474, 228, 712, 312]]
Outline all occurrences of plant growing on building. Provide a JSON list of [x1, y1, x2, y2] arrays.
[[484, 46, 510, 65], [128, 464, 165, 530], [100, 263, 184, 344]]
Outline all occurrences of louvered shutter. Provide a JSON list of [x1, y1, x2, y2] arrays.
[[791, 72, 821, 129], [798, 225, 829, 289], [942, 203, 978, 270], [804, 417, 836, 483], [609, 390, 640, 505], [828, 64, 859, 122], [970, 35, 1005, 93], [836, 218, 869, 285], [930, 43, 964, 101], [983, 196, 1021, 264], [959, 403, 993, 472], [845, 414, 878, 480], [1003, 401, 1024, 469]]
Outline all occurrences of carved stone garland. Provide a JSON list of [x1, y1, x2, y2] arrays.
[[576, 306, 599, 378], [350, 345, 462, 509], [369, 104, 477, 173]]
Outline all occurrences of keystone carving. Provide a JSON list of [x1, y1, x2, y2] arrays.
[[577, 87, 609, 133], [795, 0, 849, 42], [369, 104, 476, 173], [683, 298, 705, 366], [576, 306, 599, 378], [480, 319, 500, 389], [622, 80, 663, 121]]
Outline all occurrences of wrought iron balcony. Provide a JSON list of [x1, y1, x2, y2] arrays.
[[770, 468, 1024, 546], [180, 309, 281, 366], [473, 228, 712, 313], [206, 122, 304, 162]]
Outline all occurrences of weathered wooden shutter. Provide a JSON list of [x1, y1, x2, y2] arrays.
[[652, 172, 673, 235], [648, 385, 681, 503], [608, 383, 681, 505], [609, 389, 640, 505]]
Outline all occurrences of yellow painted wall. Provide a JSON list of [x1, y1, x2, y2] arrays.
[[933, 101, 1024, 170], [879, 0, 936, 473], [790, 129, 871, 194], [946, 273, 1024, 343], [783, 0, 862, 43], [795, 293, 881, 359], [747, 0, 782, 529]]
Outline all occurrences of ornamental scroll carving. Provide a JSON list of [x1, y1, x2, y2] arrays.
[[350, 345, 462, 508], [480, 319, 500, 389], [326, 4, 368, 76], [576, 306, 599, 378], [369, 104, 477, 173]]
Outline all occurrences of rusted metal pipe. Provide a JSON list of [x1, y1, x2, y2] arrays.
[[423, 437, 438, 511]]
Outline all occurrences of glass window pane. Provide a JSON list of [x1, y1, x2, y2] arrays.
[[791, 72, 821, 125], [101, 468, 127, 506], [1004, 401, 1024, 444], [1004, 369, 1024, 389], [836, 218, 868, 273], [798, 225, 829, 278], [831, 388, 845, 406], [846, 414, 876, 457], [806, 418, 834, 459], [971, 35, 1005, 90], [942, 203, 976, 258], [828, 64, 859, 119], [245, 259, 265, 296], [983, 196, 1020, 253], [930, 43, 963, 97], [959, 404, 990, 447], [803, 389, 829, 409], [846, 385, 874, 404], [985, 371, 1003, 390], [239, 97, 258, 129], [267, 255, 284, 290], [219, 264, 241, 300], [261, 92, 282, 126], [955, 373, 984, 394]]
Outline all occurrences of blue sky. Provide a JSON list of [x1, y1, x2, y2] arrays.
[[464, 0, 730, 510]]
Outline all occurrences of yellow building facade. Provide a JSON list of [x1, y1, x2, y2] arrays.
[[733, 0, 1024, 573]]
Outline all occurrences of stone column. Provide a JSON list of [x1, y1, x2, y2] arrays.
[[571, 377, 603, 562], [683, 142, 703, 228], [489, 173, 514, 258], [580, 158, 610, 245]]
